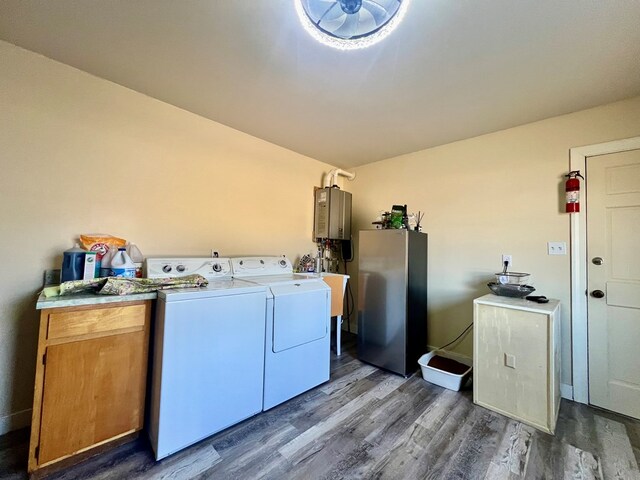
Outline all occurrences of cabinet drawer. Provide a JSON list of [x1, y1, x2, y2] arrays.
[[47, 304, 146, 340]]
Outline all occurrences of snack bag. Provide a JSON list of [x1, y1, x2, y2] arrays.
[[79, 234, 127, 275]]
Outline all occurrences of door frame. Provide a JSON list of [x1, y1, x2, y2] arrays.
[[570, 136, 640, 404]]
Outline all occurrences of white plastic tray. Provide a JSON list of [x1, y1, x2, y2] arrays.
[[418, 350, 472, 391]]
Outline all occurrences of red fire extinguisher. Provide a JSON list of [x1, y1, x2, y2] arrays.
[[565, 170, 584, 213]]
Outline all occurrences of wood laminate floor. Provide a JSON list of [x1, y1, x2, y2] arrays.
[[2, 333, 639, 479]]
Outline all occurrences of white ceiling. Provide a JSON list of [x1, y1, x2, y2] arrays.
[[1, 1, 640, 168]]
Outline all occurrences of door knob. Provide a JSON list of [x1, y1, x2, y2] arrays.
[[592, 257, 604, 265], [591, 290, 605, 299]]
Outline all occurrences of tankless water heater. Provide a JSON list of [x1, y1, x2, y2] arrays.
[[314, 187, 352, 240]]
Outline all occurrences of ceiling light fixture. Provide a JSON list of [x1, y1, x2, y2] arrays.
[[295, 0, 411, 50]]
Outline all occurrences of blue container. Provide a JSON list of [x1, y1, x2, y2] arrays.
[[61, 244, 85, 283]]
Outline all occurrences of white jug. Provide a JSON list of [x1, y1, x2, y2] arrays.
[[110, 248, 136, 278]]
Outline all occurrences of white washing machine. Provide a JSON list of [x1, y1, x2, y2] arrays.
[[231, 256, 331, 410], [146, 257, 267, 460]]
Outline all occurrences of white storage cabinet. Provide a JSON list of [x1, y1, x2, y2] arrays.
[[473, 294, 561, 434]]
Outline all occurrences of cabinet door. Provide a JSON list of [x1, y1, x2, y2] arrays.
[[475, 305, 548, 429], [38, 331, 146, 465]]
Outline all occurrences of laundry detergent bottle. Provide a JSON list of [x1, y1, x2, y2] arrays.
[[126, 243, 144, 278], [99, 247, 116, 277], [61, 243, 85, 283], [110, 247, 136, 278]]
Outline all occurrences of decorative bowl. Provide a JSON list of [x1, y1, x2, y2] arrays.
[[487, 282, 535, 298]]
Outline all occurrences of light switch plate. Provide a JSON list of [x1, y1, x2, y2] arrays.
[[547, 242, 567, 255]]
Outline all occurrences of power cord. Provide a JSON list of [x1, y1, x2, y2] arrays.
[[436, 323, 473, 351]]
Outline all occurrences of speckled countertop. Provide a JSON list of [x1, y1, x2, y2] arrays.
[[36, 290, 157, 310]]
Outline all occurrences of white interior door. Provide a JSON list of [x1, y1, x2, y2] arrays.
[[587, 149, 640, 419]]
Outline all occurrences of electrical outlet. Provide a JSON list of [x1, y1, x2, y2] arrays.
[[44, 269, 61, 286], [502, 254, 512, 268], [548, 242, 567, 255]]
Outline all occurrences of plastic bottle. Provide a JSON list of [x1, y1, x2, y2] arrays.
[[61, 243, 86, 283], [314, 248, 323, 273], [110, 247, 136, 278], [100, 247, 116, 277], [126, 243, 144, 278]]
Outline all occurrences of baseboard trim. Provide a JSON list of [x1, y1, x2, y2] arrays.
[[426, 345, 472, 364], [0, 408, 32, 436], [560, 383, 574, 401]]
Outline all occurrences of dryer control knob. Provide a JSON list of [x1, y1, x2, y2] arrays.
[[176, 265, 186, 272], [279, 259, 287, 267], [162, 265, 172, 273], [212, 263, 222, 273]]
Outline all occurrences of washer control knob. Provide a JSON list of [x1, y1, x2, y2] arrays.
[[162, 265, 172, 273], [176, 265, 186, 272], [212, 263, 222, 273], [279, 259, 287, 267]]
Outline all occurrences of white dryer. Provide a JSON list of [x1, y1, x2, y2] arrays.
[[146, 257, 267, 460], [231, 256, 331, 410]]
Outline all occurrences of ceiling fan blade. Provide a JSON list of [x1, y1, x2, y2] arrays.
[[319, 11, 348, 34], [363, 0, 401, 26], [355, 9, 377, 35], [303, 0, 338, 22], [332, 12, 360, 39]]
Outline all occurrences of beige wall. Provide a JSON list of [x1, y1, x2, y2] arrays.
[[349, 95, 640, 386], [2, 37, 640, 434], [0, 41, 334, 433]]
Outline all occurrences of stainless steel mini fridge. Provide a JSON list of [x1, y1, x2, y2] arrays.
[[357, 229, 428, 376]]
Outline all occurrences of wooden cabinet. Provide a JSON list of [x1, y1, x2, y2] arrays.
[[29, 300, 152, 474], [473, 294, 561, 434]]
